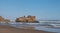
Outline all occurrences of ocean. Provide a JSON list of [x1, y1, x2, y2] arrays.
[[0, 21, 60, 33]]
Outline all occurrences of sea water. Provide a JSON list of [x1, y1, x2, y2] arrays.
[[0, 21, 60, 33]]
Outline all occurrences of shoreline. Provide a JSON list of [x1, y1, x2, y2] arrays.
[[0, 25, 55, 33]]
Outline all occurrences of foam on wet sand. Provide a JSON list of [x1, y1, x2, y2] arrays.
[[0, 25, 55, 33]]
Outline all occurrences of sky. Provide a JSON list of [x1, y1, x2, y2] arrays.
[[0, 0, 60, 20]]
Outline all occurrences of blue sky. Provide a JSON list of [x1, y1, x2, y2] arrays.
[[0, 0, 60, 20]]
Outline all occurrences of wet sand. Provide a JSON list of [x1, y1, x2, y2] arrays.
[[0, 25, 55, 33]]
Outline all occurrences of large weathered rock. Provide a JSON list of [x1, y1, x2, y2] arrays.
[[0, 16, 4, 22], [0, 16, 10, 22], [15, 15, 37, 23]]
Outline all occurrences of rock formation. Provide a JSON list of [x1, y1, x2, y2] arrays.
[[0, 16, 10, 22], [15, 15, 38, 23], [4, 19, 10, 22], [0, 16, 4, 22]]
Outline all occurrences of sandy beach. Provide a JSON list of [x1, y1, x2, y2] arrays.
[[0, 25, 55, 33]]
